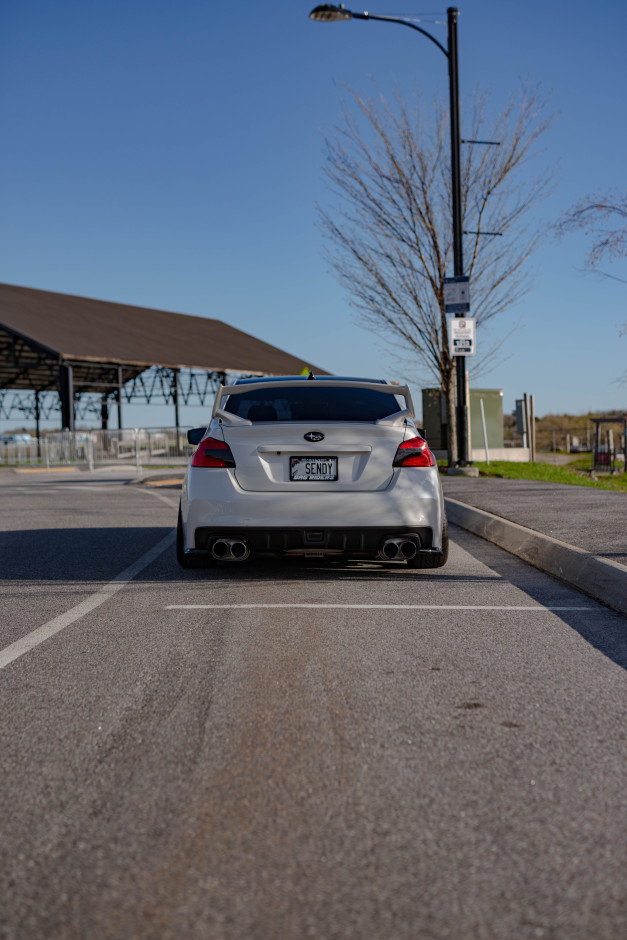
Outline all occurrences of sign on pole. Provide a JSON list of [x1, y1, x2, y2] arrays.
[[444, 275, 470, 314], [448, 316, 476, 357]]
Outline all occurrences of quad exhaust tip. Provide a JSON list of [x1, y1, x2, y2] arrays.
[[379, 538, 418, 561], [209, 535, 416, 563], [210, 538, 250, 562]]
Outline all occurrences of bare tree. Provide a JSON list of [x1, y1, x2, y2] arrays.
[[555, 190, 627, 276], [555, 191, 627, 383], [319, 82, 554, 463]]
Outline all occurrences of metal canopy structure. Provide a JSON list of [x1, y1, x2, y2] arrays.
[[0, 283, 326, 431]]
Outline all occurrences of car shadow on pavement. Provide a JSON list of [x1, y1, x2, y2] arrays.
[[174, 557, 505, 584], [0, 527, 174, 583], [0, 526, 497, 586]]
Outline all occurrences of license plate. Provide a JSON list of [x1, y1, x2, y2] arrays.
[[290, 456, 338, 481]]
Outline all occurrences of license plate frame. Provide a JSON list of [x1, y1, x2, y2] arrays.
[[290, 456, 338, 482]]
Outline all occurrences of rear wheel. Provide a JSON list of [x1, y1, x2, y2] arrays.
[[407, 514, 449, 569], [176, 507, 215, 569]]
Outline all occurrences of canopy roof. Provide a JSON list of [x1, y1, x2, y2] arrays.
[[0, 283, 326, 389]]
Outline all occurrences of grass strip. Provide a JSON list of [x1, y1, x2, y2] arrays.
[[468, 460, 627, 492]]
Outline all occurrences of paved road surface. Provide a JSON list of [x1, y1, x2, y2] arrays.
[[1, 472, 625, 940]]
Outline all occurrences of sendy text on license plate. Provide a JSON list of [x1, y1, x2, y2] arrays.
[[290, 457, 338, 481]]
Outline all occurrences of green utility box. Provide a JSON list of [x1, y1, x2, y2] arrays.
[[469, 388, 504, 450], [422, 387, 503, 451], [421, 388, 448, 450]]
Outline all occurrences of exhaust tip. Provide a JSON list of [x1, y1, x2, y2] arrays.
[[211, 539, 230, 559], [399, 540, 417, 560], [380, 539, 400, 560], [379, 537, 420, 561], [210, 537, 250, 562]]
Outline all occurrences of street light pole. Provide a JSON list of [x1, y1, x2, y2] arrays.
[[310, 4, 469, 464], [447, 7, 469, 465]]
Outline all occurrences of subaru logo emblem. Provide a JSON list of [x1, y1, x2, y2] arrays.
[[304, 431, 324, 442]]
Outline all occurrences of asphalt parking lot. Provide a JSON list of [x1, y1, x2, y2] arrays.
[[1, 470, 625, 940]]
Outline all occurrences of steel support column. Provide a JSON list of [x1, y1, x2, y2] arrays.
[[59, 363, 75, 431], [173, 368, 180, 429], [117, 366, 123, 429], [101, 394, 109, 430], [35, 390, 41, 457]]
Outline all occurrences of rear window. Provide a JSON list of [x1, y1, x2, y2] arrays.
[[223, 386, 403, 422]]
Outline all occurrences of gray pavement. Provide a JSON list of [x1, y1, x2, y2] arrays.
[[442, 476, 627, 567], [0, 473, 626, 940]]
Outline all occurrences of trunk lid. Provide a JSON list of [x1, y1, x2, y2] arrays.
[[221, 422, 406, 492]]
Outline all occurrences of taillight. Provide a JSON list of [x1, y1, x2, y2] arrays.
[[393, 436, 436, 468], [192, 436, 235, 468]]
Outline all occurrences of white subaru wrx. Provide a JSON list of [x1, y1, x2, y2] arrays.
[[177, 376, 448, 569]]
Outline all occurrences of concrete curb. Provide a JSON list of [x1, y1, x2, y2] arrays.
[[134, 472, 185, 488], [445, 496, 627, 617]]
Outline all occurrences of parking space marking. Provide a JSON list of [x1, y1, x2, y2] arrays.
[[140, 488, 179, 510], [165, 604, 593, 611], [0, 531, 175, 671]]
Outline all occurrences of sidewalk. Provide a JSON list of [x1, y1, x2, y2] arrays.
[[442, 476, 627, 565], [442, 475, 627, 615]]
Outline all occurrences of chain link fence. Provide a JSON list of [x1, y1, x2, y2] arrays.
[[0, 428, 197, 471]]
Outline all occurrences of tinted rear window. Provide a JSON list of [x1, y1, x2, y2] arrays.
[[224, 387, 403, 422]]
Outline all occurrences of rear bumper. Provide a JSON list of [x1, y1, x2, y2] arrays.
[[181, 466, 444, 553], [193, 525, 434, 555]]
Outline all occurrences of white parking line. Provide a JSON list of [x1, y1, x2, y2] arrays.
[[0, 531, 175, 671], [140, 488, 180, 510], [165, 604, 593, 611]]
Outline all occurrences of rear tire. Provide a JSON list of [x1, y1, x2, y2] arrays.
[[407, 514, 449, 569], [176, 507, 215, 569]]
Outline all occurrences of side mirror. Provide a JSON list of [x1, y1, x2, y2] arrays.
[[187, 427, 206, 446]]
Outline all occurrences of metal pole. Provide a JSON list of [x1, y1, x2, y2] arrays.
[[447, 7, 468, 466], [448, 8, 463, 279], [173, 368, 180, 430], [34, 390, 41, 460], [60, 363, 75, 431], [117, 366, 123, 429], [173, 368, 181, 456]]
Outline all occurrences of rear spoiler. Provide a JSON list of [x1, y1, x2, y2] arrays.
[[212, 380, 415, 421]]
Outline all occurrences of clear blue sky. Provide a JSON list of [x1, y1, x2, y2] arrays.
[[1, 0, 625, 429]]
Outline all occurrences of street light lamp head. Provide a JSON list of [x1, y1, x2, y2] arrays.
[[309, 4, 353, 22]]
